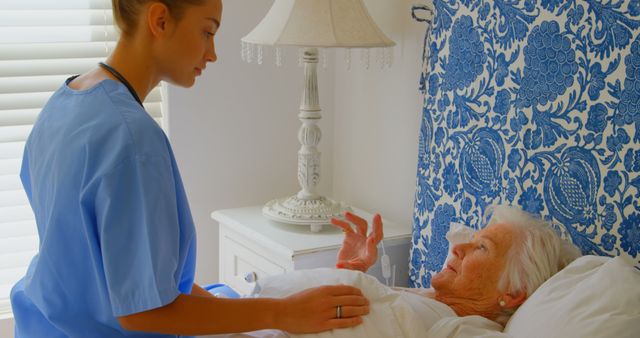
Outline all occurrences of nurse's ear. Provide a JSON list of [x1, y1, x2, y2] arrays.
[[146, 2, 174, 37]]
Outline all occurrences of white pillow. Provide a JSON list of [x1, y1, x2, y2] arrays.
[[504, 255, 640, 338]]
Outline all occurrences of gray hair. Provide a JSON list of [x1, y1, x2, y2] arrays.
[[484, 205, 582, 321]]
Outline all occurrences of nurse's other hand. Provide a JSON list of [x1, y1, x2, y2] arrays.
[[332, 212, 383, 272], [277, 284, 369, 333]]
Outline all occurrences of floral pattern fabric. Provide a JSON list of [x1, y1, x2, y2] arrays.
[[410, 0, 640, 288]]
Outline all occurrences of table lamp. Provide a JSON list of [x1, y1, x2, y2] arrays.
[[242, 0, 395, 232]]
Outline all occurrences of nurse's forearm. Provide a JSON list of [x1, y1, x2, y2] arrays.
[[118, 293, 282, 335]]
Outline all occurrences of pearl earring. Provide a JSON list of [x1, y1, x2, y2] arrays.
[[499, 299, 506, 307]]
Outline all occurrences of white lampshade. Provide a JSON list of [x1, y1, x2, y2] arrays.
[[242, 0, 395, 48]]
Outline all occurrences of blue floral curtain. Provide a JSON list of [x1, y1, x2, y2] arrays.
[[410, 0, 640, 288]]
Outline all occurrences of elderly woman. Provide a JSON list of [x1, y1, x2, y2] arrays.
[[332, 204, 581, 326], [215, 205, 581, 338]]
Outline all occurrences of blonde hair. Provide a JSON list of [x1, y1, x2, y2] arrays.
[[112, 0, 205, 36]]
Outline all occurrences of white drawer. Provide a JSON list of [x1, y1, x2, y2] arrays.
[[221, 235, 287, 295]]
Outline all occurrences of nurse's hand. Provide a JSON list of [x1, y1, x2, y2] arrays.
[[277, 284, 369, 333], [332, 212, 383, 272]]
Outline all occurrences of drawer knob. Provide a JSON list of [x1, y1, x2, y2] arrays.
[[244, 271, 258, 283]]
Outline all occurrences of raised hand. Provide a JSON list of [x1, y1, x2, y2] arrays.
[[331, 212, 384, 272]]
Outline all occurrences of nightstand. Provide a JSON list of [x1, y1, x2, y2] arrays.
[[211, 206, 412, 295]]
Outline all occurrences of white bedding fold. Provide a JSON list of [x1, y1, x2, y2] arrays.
[[243, 268, 455, 338], [207, 268, 505, 338], [426, 316, 509, 338]]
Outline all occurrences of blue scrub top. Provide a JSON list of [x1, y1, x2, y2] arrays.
[[10, 77, 197, 338]]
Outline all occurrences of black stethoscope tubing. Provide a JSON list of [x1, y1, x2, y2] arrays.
[[98, 62, 144, 107]]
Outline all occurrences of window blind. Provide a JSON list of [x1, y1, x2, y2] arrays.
[[0, 0, 166, 315]]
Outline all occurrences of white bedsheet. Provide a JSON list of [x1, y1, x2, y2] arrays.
[[426, 316, 509, 338], [207, 268, 505, 338]]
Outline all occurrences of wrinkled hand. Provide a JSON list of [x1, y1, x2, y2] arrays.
[[331, 212, 384, 272], [277, 285, 369, 333]]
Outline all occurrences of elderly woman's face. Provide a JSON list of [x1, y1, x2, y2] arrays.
[[431, 222, 518, 303]]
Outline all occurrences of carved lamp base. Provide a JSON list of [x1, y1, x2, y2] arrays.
[[263, 195, 351, 232]]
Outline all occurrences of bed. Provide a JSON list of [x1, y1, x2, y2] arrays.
[[208, 253, 639, 338], [208, 1, 640, 337]]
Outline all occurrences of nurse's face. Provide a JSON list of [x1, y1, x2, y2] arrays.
[[158, 0, 222, 87]]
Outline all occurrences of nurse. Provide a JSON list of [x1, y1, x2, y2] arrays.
[[9, 0, 369, 336]]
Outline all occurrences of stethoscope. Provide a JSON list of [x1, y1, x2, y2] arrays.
[[98, 62, 144, 107]]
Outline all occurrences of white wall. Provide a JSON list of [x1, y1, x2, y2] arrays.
[[170, 0, 424, 284], [331, 0, 425, 227], [168, 0, 335, 285]]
